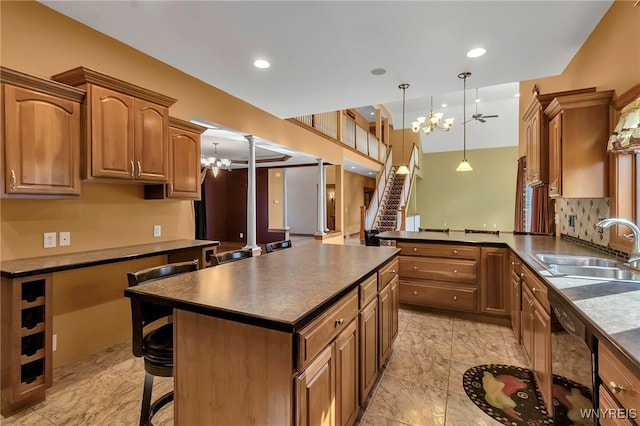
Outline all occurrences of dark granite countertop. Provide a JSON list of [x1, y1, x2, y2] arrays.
[[0, 239, 220, 278], [378, 231, 640, 375], [125, 243, 400, 333]]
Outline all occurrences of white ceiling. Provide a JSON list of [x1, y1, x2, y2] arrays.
[[40, 1, 613, 170]]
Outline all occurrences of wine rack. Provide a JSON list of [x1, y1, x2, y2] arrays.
[[1, 274, 52, 416]]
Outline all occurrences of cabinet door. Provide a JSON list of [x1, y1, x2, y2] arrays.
[[480, 247, 509, 316], [296, 344, 335, 426], [378, 285, 392, 368], [335, 319, 358, 426], [521, 285, 534, 363], [549, 114, 562, 197], [532, 298, 552, 414], [168, 125, 201, 199], [525, 113, 539, 185], [509, 254, 522, 343], [134, 98, 168, 182], [390, 276, 399, 343], [3, 85, 80, 196], [90, 85, 135, 179], [359, 298, 378, 404]]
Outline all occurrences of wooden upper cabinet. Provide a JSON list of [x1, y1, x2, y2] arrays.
[[544, 90, 614, 198], [523, 99, 547, 187], [167, 117, 206, 199], [51, 67, 176, 183], [1, 67, 84, 197]]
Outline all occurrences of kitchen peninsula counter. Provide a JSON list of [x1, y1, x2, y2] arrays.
[[377, 230, 640, 375], [125, 243, 400, 425]]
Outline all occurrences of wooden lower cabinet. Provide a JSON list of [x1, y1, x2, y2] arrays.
[[520, 267, 553, 414], [378, 283, 392, 368], [390, 276, 399, 342], [1, 274, 53, 417], [296, 345, 335, 426], [480, 247, 509, 316], [598, 343, 640, 426], [509, 253, 522, 342], [335, 319, 359, 426], [359, 298, 378, 405]]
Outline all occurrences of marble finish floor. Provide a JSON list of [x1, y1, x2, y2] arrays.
[[2, 309, 528, 426]]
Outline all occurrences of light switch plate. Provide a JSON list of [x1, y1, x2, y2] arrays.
[[153, 225, 161, 238], [59, 231, 71, 246], [44, 232, 57, 248]]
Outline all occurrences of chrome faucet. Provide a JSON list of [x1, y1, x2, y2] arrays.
[[597, 218, 640, 270]]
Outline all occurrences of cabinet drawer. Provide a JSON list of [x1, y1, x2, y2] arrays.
[[399, 281, 476, 312], [599, 344, 640, 416], [599, 385, 636, 426], [521, 267, 549, 310], [297, 289, 358, 369], [360, 274, 378, 308], [397, 242, 478, 260], [378, 258, 399, 290], [400, 256, 476, 284]]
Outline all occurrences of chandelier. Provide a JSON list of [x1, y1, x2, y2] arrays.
[[411, 96, 455, 135], [201, 142, 231, 177]]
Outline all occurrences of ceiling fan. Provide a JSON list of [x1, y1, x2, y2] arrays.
[[465, 88, 499, 123]]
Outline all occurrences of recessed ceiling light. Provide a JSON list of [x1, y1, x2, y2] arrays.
[[475, 98, 481, 103], [370, 68, 386, 76], [441, 103, 447, 108], [253, 59, 270, 69], [368, 172, 373, 175], [514, 93, 521, 97], [370, 112, 375, 116], [467, 48, 486, 58], [351, 166, 356, 169]]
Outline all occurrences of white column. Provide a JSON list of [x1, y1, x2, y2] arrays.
[[243, 135, 261, 254], [315, 158, 326, 236], [282, 168, 290, 240], [322, 162, 328, 233]]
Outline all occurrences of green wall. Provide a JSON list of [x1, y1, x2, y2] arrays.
[[411, 146, 518, 231]]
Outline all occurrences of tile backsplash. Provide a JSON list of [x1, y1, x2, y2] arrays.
[[560, 198, 610, 247]]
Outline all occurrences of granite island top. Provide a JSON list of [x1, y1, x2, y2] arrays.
[[0, 239, 220, 278], [378, 231, 640, 374], [125, 243, 400, 333]]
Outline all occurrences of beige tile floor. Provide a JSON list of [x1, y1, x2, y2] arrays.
[[1, 309, 529, 426]]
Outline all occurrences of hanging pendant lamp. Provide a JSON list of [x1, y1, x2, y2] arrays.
[[456, 72, 473, 172], [396, 83, 410, 175]]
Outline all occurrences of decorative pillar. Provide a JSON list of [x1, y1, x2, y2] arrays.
[[282, 168, 290, 240], [243, 135, 261, 254], [322, 162, 328, 233], [315, 158, 326, 236]]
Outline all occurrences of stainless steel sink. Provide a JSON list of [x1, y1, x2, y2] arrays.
[[547, 264, 640, 281], [534, 253, 619, 267]]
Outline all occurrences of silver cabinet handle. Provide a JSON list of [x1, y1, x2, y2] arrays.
[[453, 269, 458, 274], [413, 247, 418, 252], [10, 169, 17, 190], [413, 266, 418, 270], [335, 318, 344, 327], [169, 182, 174, 193], [391, 269, 396, 274], [532, 287, 538, 293], [609, 381, 625, 394], [511, 261, 516, 265], [413, 290, 418, 295], [130, 161, 135, 177], [453, 296, 458, 301], [453, 250, 458, 255], [136, 160, 142, 177]]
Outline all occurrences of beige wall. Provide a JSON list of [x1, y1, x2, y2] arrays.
[[343, 172, 375, 236], [518, 0, 639, 156], [268, 169, 285, 229], [416, 147, 518, 231]]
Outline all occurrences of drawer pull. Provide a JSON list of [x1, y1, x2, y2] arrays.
[[136, 160, 142, 177], [511, 261, 516, 266], [334, 318, 344, 327], [413, 290, 418, 295], [609, 381, 625, 394], [453, 296, 458, 301], [391, 269, 396, 274], [130, 161, 135, 177], [413, 266, 418, 270], [453, 250, 458, 255], [453, 269, 458, 274], [413, 247, 418, 252], [532, 287, 538, 293], [10, 169, 17, 190]]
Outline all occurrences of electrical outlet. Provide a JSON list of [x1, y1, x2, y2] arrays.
[[44, 232, 57, 248], [59, 231, 71, 246], [240, 232, 244, 238], [53, 334, 57, 352], [153, 225, 161, 238]]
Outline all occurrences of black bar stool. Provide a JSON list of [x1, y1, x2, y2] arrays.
[[212, 249, 253, 265], [265, 239, 292, 253]]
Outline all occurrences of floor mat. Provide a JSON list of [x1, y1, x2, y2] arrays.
[[463, 364, 594, 425]]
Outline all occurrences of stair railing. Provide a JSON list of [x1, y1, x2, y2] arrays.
[[397, 144, 418, 230]]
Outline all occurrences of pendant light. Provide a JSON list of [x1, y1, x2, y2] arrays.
[[456, 72, 473, 172], [396, 83, 410, 175]]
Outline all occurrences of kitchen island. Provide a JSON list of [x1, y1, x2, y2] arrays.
[[125, 243, 400, 426]]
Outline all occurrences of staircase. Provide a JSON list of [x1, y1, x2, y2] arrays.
[[374, 168, 406, 245]]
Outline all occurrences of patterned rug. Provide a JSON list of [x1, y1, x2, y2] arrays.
[[463, 364, 594, 426]]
